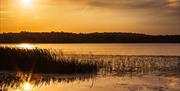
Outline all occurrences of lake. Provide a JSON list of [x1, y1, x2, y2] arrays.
[[0, 43, 180, 56], [0, 43, 180, 91]]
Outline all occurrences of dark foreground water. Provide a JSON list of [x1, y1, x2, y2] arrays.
[[0, 43, 180, 91]]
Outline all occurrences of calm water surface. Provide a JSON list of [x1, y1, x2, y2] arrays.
[[0, 43, 180, 56], [0, 43, 180, 91]]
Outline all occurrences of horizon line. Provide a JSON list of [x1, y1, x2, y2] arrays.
[[1, 31, 180, 36]]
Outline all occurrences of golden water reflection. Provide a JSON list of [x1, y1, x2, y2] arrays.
[[0, 72, 95, 91], [0, 43, 180, 56], [22, 83, 32, 91], [18, 43, 35, 49], [4, 73, 180, 91], [0, 45, 179, 91]]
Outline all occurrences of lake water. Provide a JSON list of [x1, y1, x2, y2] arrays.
[[0, 43, 180, 56], [0, 43, 180, 91]]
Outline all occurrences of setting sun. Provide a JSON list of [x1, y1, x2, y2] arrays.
[[21, 0, 33, 8], [0, 0, 180, 91]]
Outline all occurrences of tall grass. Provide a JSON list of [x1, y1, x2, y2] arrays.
[[94, 55, 180, 76], [63, 54, 180, 76], [0, 47, 180, 90], [0, 47, 98, 74]]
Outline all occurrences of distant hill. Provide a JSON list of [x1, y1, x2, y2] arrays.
[[0, 32, 179, 43]]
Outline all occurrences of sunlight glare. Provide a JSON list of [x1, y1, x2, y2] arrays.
[[21, 0, 32, 8], [23, 83, 32, 90], [18, 43, 35, 49]]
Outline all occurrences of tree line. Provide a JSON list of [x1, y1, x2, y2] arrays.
[[0, 31, 179, 43]]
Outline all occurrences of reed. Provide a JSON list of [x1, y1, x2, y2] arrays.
[[94, 55, 180, 75], [0, 47, 179, 75], [0, 47, 98, 74]]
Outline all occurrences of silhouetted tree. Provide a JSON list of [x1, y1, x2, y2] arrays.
[[0, 32, 179, 43]]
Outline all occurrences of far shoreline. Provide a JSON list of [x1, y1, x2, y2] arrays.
[[0, 32, 179, 43]]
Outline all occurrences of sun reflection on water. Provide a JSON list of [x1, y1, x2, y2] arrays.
[[22, 83, 32, 90], [18, 43, 35, 49]]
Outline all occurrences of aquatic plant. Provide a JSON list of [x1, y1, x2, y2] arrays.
[[0, 47, 179, 76], [94, 55, 180, 76], [0, 47, 98, 74], [64, 54, 180, 76]]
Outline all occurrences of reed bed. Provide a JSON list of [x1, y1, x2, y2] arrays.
[[0, 47, 98, 74], [63, 54, 180, 75], [0, 47, 179, 75], [95, 56, 180, 76], [0, 47, 180, 90]]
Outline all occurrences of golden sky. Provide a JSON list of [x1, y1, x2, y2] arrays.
[[0, 0, 180, 35]]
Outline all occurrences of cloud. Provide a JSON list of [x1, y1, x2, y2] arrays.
[[47, 0, 178, 17], [0, 0, 179, 34]]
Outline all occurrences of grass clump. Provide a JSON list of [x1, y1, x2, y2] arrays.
[[0, 47, 98, 74]]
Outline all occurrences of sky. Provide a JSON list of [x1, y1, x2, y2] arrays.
[[0, 0, 180, 35]]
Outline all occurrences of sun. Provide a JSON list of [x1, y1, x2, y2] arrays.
[[21, 0, 33, 8]]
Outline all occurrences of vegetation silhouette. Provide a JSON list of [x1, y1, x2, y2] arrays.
[[0, 47, 98, 74], [0, 47, 180, 90], [0, 72, 95, 90], [0, 31, 179, 43], [0, 46, 179, 75]]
